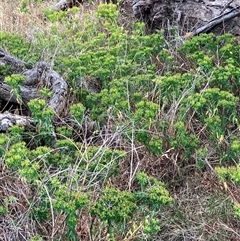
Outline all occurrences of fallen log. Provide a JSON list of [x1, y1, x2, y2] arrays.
[[23, 61, 68, 118], [192, 5, 240, 36], [0, 49, 68, 118], [55, 0, 82, 11], [0, 112, 35, 132], [0, 49, 69, 132], [0, 50, 97, 139], [132, 0, 240, 36], [54, 0, 117, 11]]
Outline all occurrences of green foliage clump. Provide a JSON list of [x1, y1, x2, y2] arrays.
[[4, 74, 26, 104], [216, 165, 240, 220], [52, 182, 89, 239], [0, 31, 30, 58], [0, 133, 8, 156], [171, 121, 200, 158], [70, 102, 86, 123], [215, 166, 240, 184], [28, 99, 55, 145], [0, 31, 38, 64], [233, 203, 240, 219], [174, 34, 240, 160], [90, 187, 137, 224], [6, 142, 29, 170], [154, 72, 194, 104], [91, 172, 172, 238], [135, 171, 173, 208]]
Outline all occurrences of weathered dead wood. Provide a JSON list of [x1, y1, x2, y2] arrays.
[[55, 0, 82, 11], [132, 0, 240, 36], [0, 49, 68, 117], [23, 61, 68, 117], [0, 113, 35, 132], [0, 50, 98, 137], [0, 49, 68, 131], [193, 5, 240, 36], [55, 0, 117, 11]]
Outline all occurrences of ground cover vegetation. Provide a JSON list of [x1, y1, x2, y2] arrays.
[[0, 0, 240, 240]]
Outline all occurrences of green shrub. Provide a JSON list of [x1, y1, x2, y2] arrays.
[[90, 187, 137, 225], [91, 172, 172, 239]]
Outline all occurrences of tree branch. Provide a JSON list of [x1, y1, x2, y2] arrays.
[[193, 6, 240, 36]]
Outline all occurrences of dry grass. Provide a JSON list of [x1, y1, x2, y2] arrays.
[[0, 0, 135, 40], [132, 145, 240, 240], [0, 1, 48, 36], [159, 191, 240, 240], [0, 0, 101, 42], [0, 166, 37, 240]]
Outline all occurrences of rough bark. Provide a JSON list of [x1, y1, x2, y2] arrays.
[[0, 49, 68, 131], [132, 0, 240, 36], [23, 61, 68, 118], [193, 5, 240, 36], [55, 0, 117, 11], [0, 113, 35, 132], [55, 0, 82, 11]]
